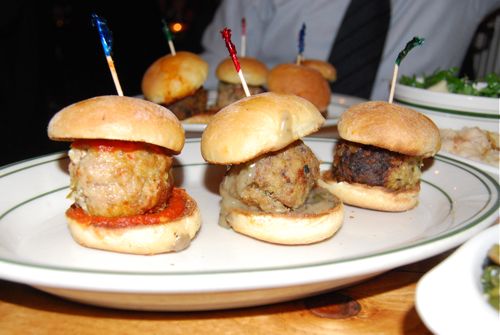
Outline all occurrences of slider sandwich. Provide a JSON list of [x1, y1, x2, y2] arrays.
[[201, 92, 344, 245], [142, 51, 209, 121], [48, 95, 201, 254], [267, 63, 331, 117], [301, 59, 337, 82], [215, 57, 268, 108], [319, 101, 441, 211]]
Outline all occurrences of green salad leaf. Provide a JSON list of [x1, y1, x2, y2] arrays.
[[399, 68, 500, 97], [482, 244, 500, 311], [480, 73, 500, 97]]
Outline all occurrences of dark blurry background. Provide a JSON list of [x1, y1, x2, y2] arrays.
[[0, 0, 220, 166], [0, 0, 497, 166]]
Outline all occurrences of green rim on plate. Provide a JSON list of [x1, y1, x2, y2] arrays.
[[394, 98, 499, 119]]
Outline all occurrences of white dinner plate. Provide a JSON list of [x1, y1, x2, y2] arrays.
[[394, 83, 499, 132], [0, 138, 498, 311], [183, 92, 366, 132], [416, 224, 500, 334], [438, 151, 499, 176], [326, 93, 366, 126]]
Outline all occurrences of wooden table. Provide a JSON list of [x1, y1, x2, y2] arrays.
[[0, 251, 451, 335], [0, 128, 468, 334]]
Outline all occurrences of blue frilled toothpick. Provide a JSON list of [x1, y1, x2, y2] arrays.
[[91, 13, 124, 96], [296, 23, 306, 64]]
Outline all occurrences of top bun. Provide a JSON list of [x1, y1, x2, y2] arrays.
[[141, 51, 209, 105], [48, 95, 185, 153], [301, 59, 337, 81], [338, 101, 441, 157], [201, 92, 324, 164], [267, 64, 331, 112], [216, 57, 268, 86]]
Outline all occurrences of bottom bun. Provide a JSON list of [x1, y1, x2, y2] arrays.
[[318, 172, 419, 212], [66, 189, 201, 255], [219, 187, 344, 245]]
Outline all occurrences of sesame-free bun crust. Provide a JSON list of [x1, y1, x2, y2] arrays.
[[142, 51, 209, 105], [267, 63, 331, 112], [66, 189, 202, 255], [319, 172, 419, 212], [301, 59, 337, 81], [201, 92, 325, 164], [338, 101, 441, 157], [220, 187, 344, 245], [216, 57, 268, 86], [48, 95, 185, 153]]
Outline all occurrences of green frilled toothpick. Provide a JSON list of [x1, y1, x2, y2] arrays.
[[162, 19, 176, 55], [388, 36, 425, 103]]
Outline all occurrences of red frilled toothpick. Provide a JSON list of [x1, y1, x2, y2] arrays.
[[220, 27, 251, 97]]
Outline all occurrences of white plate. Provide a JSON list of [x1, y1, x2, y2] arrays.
[[0, 138, 498, 311], [416, 224, 500, 334], [183, 93, 366, 132], [326, 93, 366, 126], [438, 151, 499, 176], [394, 83, 499, 132]]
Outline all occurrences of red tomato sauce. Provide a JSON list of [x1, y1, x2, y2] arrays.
[[71, 139, 165, 154], [67, 188, 189, 228]]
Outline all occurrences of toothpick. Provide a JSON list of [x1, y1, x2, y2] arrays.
[[238, 71, 251, 97], [389, 36, 425, 103], [296, 23, 306, 65], [168, 40, 176, 56], [296, 54, 303, 65], [388, 64, 398, 103], [221, 27, 251, 97], [106, 56, 124, 96], [162, 19, 176, 56], [91, 14, 123, 96]]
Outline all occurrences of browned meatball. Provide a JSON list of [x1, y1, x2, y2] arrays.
[[332, 140, 422, 191], [221, 140, 320, 213], [216, 81, 266, 108], [166, 87, 208, 120], [68, 141, 174, 217]]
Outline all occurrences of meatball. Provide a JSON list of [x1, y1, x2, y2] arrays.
[[68, 141, 174, 217], [221, 140, 320, 213], [332, 141, 422, 191], [216, 81, 265, 108], [166, 87, 208, 120]]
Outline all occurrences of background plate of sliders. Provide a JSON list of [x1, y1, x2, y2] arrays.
[[180, 91, 366, 132], [0, 138, 498, 311]]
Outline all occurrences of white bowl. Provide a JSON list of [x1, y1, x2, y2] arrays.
[[416, 224, 500, 334], [394, 83, 499, 132]]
